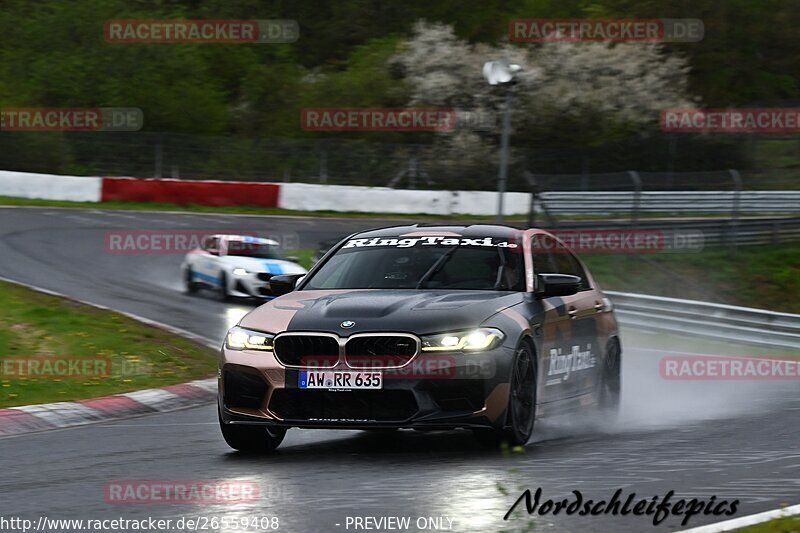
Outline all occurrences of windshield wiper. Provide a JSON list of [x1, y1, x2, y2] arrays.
[[415, 246, 459, 289]]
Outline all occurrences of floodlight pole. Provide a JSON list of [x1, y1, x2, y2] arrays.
[[496, 88, 513, 223]]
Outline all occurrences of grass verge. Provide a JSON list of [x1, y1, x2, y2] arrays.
[[734, 514, 800, 532], [0, 280, 217, 408], [582, 243, 800, 314]]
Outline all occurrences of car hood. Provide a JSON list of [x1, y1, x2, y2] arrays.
[[239, 289, 525, 335], [221, 256, 306, 275]]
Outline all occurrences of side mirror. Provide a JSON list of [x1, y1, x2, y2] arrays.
[[268, 274, 305, 296], [535, 273, 581, 298]]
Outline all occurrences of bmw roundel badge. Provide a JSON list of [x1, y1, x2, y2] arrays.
[[340, 320, 356, 329]]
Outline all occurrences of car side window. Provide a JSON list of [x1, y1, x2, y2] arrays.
[[530, 235, 558, 275], [550, 240, 591, 290], [532, 235, 590, 291], [569, 254, 590, 290], [202, 236, 220, 255]]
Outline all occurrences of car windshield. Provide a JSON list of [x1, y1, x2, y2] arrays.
[[226, 241, 285, 260], [303, 236, 524, 291]]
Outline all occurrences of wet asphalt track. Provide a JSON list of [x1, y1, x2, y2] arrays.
[[0, 206, 799, 532]]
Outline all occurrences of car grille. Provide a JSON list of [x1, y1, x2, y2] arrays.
[[273, 335, 339, 368], [256, 273, 273, 282], [269, 389, 418, 422], [222, 365, 268, 410], [345, 335, 418, 369], [422, 379, 486, 413]]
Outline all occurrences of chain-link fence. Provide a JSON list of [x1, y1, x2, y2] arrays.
[[0, 130, 797, 191]]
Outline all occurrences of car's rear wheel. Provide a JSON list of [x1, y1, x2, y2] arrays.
[[597, 339, 621, 420], [218, 411, 286, 453], [474, 341, 537, 447], [184, 267, 199, 294]]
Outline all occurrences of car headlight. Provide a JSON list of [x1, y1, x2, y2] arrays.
[[225, 326, 274, 351], [420, 328, 505, 352], [232, 268, 249, 276]]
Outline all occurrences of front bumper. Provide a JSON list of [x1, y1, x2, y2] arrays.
[[218, 344, 515, 430], [229, 272, 275, 299]]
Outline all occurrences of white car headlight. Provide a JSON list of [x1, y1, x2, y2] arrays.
[[225, 326, 274, 351], [421, 328, 505, 352], [232, 268, 249, 276]]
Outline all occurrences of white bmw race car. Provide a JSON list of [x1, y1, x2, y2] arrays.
[[181, 234, 307, 300]]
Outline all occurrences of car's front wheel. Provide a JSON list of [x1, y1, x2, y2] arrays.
[[474, 341, 537, 447], [183, 267, 199, 294], [217, 272, 231, 301], [218, 411, 286, 453]]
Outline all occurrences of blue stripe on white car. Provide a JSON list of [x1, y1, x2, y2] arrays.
[[261, 261, 285, 275], [192, 271, 221, 286]]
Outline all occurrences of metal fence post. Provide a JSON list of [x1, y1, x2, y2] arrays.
[[319, 144, 328, 184], [729, 169, 742, 250], [525, 171, 538, 228], [496, 89, 513, 223], [667, 134, 676, 188], [580, 156, 589, 191], [628, 170, 641, 228], [153, 134, 163, 179]]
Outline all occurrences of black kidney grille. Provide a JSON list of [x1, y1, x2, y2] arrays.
[[274, 335, 340, 367], [345, 336, 417, 368]]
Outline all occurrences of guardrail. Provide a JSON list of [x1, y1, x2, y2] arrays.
[[539, 191, 800, 215], [545, 217, 800, 247], [606, 291, 800, 349]]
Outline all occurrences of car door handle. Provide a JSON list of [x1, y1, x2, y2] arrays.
[[568, 307, 578, 319]]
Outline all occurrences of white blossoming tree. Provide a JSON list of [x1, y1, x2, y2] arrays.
[[391, 21, 697, 183]]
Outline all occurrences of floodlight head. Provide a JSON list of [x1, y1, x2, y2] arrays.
[[483, 60, 522, 85]]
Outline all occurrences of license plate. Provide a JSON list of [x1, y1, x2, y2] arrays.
[[299, 371, 382, 390]]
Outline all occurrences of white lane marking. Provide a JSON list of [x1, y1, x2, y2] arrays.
[[88, 209, 140, 220], [631, 346, 797, 361], [140, 217, 191, 226], [95, 422, 218, 427], [679, 503, 800, 532], [63, 214, 114, 225]]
